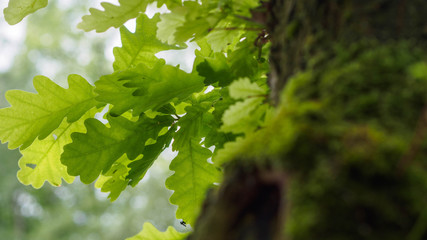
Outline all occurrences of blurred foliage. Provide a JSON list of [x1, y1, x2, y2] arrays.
[[222, 40, 427, 240], [0, 1, 183, 239]]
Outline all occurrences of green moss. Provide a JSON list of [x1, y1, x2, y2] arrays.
[[232, 41, 427, 239], [277, 42, 427, 239]]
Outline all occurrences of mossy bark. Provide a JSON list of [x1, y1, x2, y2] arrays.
[[191, 1, 427, 239]]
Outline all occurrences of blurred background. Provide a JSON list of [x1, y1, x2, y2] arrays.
[[0, 0, 190, 239]]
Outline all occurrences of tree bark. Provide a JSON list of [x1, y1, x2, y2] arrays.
[[191, 1, 427, 239]]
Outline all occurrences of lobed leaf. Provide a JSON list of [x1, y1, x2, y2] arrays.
[[228, 77, 266, 99], [95, 154, 134, 201], [126, 222, 188, 240], [206, 22, 243, 53], [213, 137, 245, 166], [17, 108, 99, 188], [166, 138, 220, 225], [173, 3, 224, 43], [155, 0, 182, 9], [95, 60, 204, 117], [61, 114, 174, 184], [220, 97, 264, 134], [113, 13, 182, 71], [77, 0, 148, 32], [196, 52, 234, 87], [3, 0, 47, 25], [156, 6, 187, 45], [0, 74, 99, 149], [228, 39, 259, 78], [172, 103, 213, 151], [127, 126, 176, 186]]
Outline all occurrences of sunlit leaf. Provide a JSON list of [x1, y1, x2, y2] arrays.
[[126, 222, 188, 240], [0, 74, 99, 149], [127, 126, 176, 187], [156, 6, 187, 45], [213, 137, 245, 166], [228, 39, 259, 77], [95, 60, 204, 116], [17, 108, 99, 188], [174, 3, 224, 43], [95, 154, 134, 201], [206, 22, 243, 52], [113, 13, 182, 71], [172, 103, 213, 151], [228, 77, 266, 99], [220, 97, 264, 134], [61, 114, 174, 183], [78, 0, 148, 32], [3, 0, 47, 25], [166, 138, 220, 225]]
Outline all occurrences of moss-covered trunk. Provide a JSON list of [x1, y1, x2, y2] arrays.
[[191, 1, 427, 239]]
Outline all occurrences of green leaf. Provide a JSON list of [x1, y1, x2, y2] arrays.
[[113, 13, 182, 71], [77, 0, 148, 32], [220, 97, 264, 134], [61, 114, 174, 184], [232, 0, 261, 17], [228, 77, 266, 99], [156, 6, 187, 45], [174, 3, 224, 43], [205, 89, 238, 148], [196, 52, 234, 87], [213, 137, 245, 166], [157, 2, 224, 44], [0, 74, 99, 149], [172, 103, 213, 151], [127, 126, 176, 187], [3, 0, 48, 25], [126, 222, 188, 240], [206, 22, 243, 52], [95, 154, 134, 201], [17, 108, 99, 188], [228, 39, 259, 77], [166, 138, 220, 225], [155, 0, 182, 9], [95, 60, 204, 117]]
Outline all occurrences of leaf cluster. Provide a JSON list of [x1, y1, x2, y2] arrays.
[[1, 0, 271, 238]]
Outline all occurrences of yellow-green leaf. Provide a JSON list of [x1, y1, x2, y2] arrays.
[[127, 222, 188, 240], [4, 0, 47, 25], [0, 74, 99, 149], [166, 138, 220, 225], [17, 108, 99, 188]]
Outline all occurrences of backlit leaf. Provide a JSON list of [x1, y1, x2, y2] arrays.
[[126, 222, 188, 240], [78, 0, 148, 32], [3, 0, 47, 25], [156, 7, 187, 45], [228, 77, 266, 99], [172, 103, 213, 151], [173, 3, 224, 43], [206, 22, 243, 52], [166, 138, 220, 225], [17, 108, 99, 188], [196, 52, 234, 87], [127, 126, 176, 186], [220, 97, 264, 134], [61, 114, 174, 183], [0, 74, 99, 149], [95, 154, 134, 201], [113, 13, 182, 71], [95, 60, 204, 116]]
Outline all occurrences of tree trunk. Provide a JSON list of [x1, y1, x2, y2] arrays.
[[191, 1, 427, 239]]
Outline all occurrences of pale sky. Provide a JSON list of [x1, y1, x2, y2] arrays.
[[0, 0, 197, 76]]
